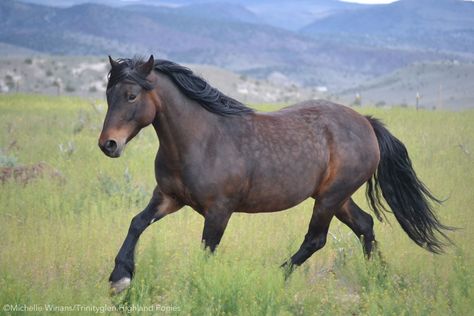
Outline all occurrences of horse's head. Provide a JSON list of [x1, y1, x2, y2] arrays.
[[99, 55, 159, 158]]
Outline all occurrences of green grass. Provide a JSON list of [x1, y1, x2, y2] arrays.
[[0, 94, 473, 315]]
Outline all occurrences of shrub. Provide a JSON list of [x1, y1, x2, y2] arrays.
[[0, 148, 18, 168]]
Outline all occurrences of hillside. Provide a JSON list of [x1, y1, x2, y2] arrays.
[[1, 0, 474, 108], [1, 0, 472, 91], [1, 55, 473, 110], [302, 0, 474, 54], [171, 2, 261, 25], [0, 42, 43, 56], [335, 61, 474, 110], [0, 0, 339, 87], [0, 56, 324, 104]]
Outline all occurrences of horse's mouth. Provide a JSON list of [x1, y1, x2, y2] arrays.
[[101, 147, 124, 158], [103, 150, 122, 158], [98, 140, 125, 158]]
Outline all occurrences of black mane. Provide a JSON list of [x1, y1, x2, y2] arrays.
[[107, 57, 254, 116]]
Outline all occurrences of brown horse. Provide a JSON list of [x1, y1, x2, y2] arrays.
[[99, 55, 451, 294]]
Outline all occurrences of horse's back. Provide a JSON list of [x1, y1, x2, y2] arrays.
[[273, 99, 364, 120], [259, 99, 376, 146]]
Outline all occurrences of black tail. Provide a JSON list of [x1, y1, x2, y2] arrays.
[[365, 116, 452, 254]]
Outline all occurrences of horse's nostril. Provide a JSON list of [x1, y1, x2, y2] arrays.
[[104, 139, 117, 153]]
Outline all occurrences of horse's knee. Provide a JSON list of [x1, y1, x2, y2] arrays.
[[129, 214, 149, 236], [305, 234, 328, 253]]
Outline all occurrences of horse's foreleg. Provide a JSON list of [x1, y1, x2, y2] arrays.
[[335, 198, 376, 258], [109, 190, 182, 294], [201, 208, 232, 252]]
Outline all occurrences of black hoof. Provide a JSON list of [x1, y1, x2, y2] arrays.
[[109, 264, 133, 295]]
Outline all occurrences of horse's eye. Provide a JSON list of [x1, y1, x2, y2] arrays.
[[128, 94, 137, 102]]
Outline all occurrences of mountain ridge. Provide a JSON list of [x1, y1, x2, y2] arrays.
[[301, 0, 474, 54], [1, 0, 473, 91]]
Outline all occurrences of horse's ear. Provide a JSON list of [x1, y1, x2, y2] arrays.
[[108, 55, 119, 69], [139, 55, 154, 75]]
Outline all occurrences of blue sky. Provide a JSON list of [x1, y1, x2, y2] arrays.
[[343, 0, 473, 2], [341, 0, 397, 3]]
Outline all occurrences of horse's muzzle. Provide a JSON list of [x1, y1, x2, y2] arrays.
[[99, 138, 124, 158]]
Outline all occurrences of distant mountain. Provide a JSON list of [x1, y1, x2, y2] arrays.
[[301, 0, 474, 54], [241, 0, 367, 30], [175, 2, 261, 25], [1, 0, 473, 91], [123, 2, 260, 25], [20, 0, 367, 30], [0, 1, 325, 80]]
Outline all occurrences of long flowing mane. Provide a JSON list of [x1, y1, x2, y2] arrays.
[[107, 57, 254, 116]]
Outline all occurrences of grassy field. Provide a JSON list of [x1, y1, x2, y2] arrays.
[[0, 94, 473, 315]]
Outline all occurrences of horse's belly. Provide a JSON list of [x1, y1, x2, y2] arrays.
[[237, 195, 309, 213], [237, 168, 320, 213]]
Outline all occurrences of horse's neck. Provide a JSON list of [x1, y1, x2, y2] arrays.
[[151, 78, 223, 156]]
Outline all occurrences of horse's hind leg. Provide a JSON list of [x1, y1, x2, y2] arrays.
[[281, 174, 369, 275], [281, 198, 336, 273], [335, 198, 376, 258]]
